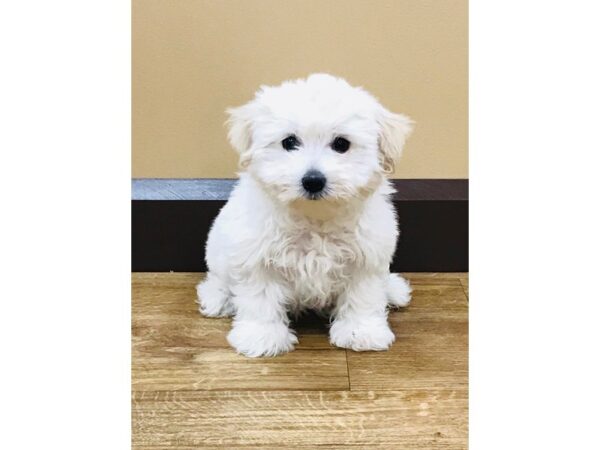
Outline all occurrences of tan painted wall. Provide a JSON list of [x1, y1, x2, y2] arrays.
[[133, 0, 467, 179]]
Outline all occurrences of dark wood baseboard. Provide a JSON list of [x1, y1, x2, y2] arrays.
[[132, 179, 468, 272]]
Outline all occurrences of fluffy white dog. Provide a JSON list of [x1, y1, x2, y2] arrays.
[[197, 74, 413, 357]]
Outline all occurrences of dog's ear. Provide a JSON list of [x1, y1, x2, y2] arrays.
[[226, 100, 260, 168], [377, 106, 414, 174]]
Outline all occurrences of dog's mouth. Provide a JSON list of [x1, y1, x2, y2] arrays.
[[301, 186, 333, 201], [305, 191, 327, 201]]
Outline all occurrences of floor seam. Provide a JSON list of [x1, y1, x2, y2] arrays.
[[345, 348, 352, 391], [459, 279, 469, 300]]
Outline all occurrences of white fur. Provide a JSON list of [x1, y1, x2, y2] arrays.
[[386, 273, 412, 308], [197, 74, 413, 357]]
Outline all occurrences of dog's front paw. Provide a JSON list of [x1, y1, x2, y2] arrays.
[[227, 320, 298, 357], [330, 318, 395, 352]]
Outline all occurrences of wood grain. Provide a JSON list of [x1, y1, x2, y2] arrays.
[[133, 350, 348, 391], [133, 389, 467, 448], [133, 273, 347, 391], [132, 272, 468, 448], [347, 281, 468, 391]]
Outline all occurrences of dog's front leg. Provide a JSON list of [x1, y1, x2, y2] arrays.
[[330, 274, 395, 351], [227, 277, 297, 357]]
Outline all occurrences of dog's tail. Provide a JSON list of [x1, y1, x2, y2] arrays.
[[386, 273, 412, 308]]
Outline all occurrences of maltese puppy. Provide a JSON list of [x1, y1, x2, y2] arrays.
[[197, 74, 413, 357]]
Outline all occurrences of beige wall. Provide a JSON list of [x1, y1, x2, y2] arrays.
[[133, 0, 467, 179]]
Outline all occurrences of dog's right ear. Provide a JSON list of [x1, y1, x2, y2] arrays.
[[226, 100, 259, 168]]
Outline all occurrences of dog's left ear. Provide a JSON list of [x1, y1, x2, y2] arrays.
[[377, 106, 414, 174]]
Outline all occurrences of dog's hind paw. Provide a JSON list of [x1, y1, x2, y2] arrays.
[[386, 273, 412, 308], [196, 275, 234, 317]]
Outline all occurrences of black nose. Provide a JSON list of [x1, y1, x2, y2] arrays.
[[302, 170, 326, 194]]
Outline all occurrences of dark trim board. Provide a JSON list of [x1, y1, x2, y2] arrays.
[[132, 178, 468, 201], [132, 179, 468, 272]]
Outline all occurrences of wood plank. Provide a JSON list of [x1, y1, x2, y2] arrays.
[[348, 282, 468, 391], [133, 273, 334, 350], [132, 273, 348, 391], [132, 273, 468, 448], [132, 349, 348, 391], [132, 389, 467, 448]]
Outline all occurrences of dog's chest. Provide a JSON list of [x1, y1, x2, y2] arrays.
[[266, 226, 361, 305]]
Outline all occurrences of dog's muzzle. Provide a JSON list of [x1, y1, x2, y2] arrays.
[[301, 170, 327, 196]]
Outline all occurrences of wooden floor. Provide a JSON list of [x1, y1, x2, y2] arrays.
[[132, 273, 468, 449]]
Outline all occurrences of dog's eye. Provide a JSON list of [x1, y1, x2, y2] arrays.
[[281, 135, 300, 151], [331, 137, 351, 153]]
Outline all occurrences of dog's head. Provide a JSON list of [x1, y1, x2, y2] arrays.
[[226, 74, 413, 203]]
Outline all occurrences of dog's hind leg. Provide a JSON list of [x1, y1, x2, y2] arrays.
[[196, 273, 235, 317], [386, 273, 412, 308]]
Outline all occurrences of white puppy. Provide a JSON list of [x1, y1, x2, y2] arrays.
[[197, 74, 413, 357]]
